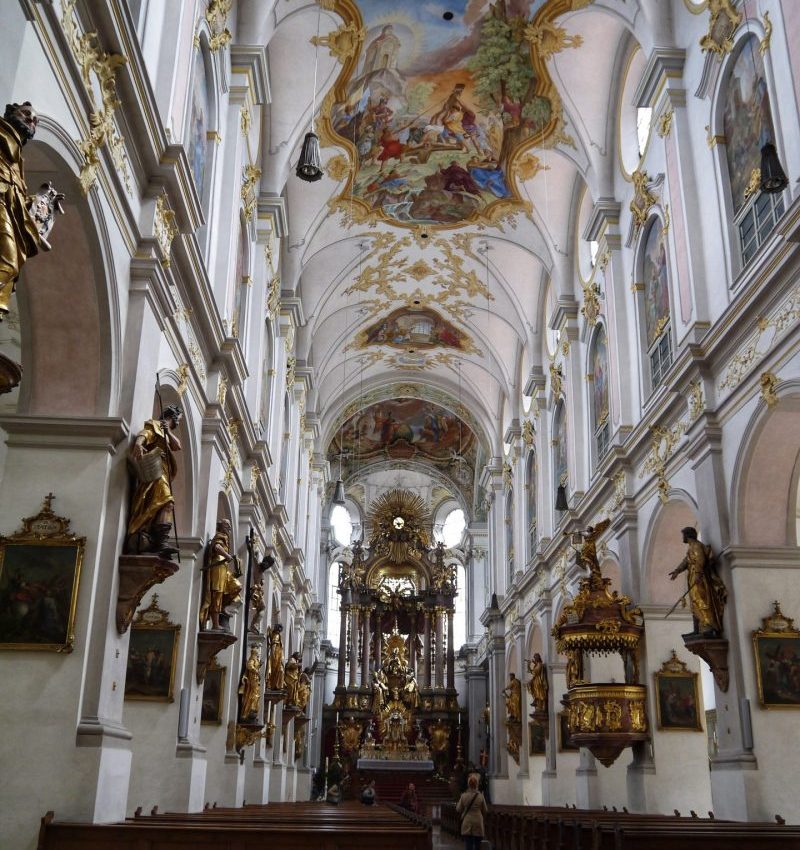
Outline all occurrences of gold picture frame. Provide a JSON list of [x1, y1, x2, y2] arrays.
[[529, 720, 546, 755], [0, 494, 85, 653], [125, 594, 181, 702], [202, 659, 226, 725], [752, 601, 800, 709], [653, 650, 703, 731]]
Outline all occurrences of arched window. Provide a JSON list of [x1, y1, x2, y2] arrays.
[[505, 488, 514, 580], [723, 35, 784, 267], [436, 508, 466, 548], [590, 325, 610, 461], [453, 562, 467, 649], [330, 504, 353, 546], [230, 219, 249, 342], [186, 44, 212, 206], [641, 218, 672, 391], [553, 402, 568, 518], [526, 450, 537, 560], [279, 393, 291, 501], [326, 562, 341, 644]]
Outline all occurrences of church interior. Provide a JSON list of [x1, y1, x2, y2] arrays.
[[2, 0, 800, 848]]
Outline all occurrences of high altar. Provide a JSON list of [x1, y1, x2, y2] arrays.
[[327, 490, 463, 773]]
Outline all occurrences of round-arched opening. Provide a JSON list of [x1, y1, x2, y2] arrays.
[[330, 503, 354, 546]]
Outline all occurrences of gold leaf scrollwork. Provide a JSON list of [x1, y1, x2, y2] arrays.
[[687, 379, 705, 421], [759, 371, 779, 409], [286, 355, 296, 389], [311, 22, 366, 64], [580, 281, 602, 327], [759, 11, 773, 56], [324, 154, 352, 182], [267, 273, 280, 321], [241, 164, 262, 222], [524, 21, 584, 61], [629, 169, 658, 235], [60, 0, 130, 195], [512, 153, 550, 182], [743, 167, 761, 203], [206, 0, 233, 51], [640, 421, 688, 504], [656, 107, 674, 138]]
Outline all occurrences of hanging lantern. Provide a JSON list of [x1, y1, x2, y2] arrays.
[[759, 142, 788, 194], [555, 482, 569, 512], [332, 478, 346, 506], [296, 132, 323, 182]]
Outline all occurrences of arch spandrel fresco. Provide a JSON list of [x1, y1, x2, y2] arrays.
[[327, 397, 479, 501], [319, 0, 583, 229]]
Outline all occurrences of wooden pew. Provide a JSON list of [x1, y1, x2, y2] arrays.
[[38, 802, 432, 850]]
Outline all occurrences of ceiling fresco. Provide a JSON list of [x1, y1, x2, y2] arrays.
[[327, 397, 479, 503], [320, 0, 583, 229], [351, 305, 479, 354]]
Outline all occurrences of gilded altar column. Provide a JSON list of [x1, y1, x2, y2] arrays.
[[361, 605, 371, 686], [423, 609, 432, 688], [375, 610, 383, 670], [435, 607, 445, 688], [409, 606, 418, 678], [337, 599, 348, 689], [446, 608, 455, 690], [349, 606, 360, 688]]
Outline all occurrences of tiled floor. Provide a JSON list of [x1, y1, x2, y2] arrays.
[[432, 825, 463, 848]]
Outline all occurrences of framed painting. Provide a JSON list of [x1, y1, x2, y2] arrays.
[[202, 660, 226, 725], [654, 650, 703, 731], [125, 594, 180, 702], [558, 712, 578, 752], [529, 720, 546, 756], [0, 495, 85, 653], [753, 602, 800, 709]]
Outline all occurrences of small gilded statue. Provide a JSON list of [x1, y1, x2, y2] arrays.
[[570, 518, 610, 584], [526, 653, 548, 716], [266, 623, 285, 690], [669, 527, 727, 637], [372, 668, 389, 713], [296, 666, 312, 713], [502, 672, 522, 722], [199, 519, 243, 631], [248, 581, 265, 634], [0, 101, 65, 320], [238, 645, 262, 722], [284, 651, 301, 706], [126, 405, 183, 558]]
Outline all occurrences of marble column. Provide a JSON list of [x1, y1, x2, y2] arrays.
[[337, 598, 348, 689], [361, 606, 371, 686], [423, 609, 432, 688], [348, 607, 359, 688], [435, 607, 445, 688], [446, 608, 455, 690]]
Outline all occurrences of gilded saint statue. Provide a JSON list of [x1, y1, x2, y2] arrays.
[[502, 672, 522, 722], [669, 527, 727, 637], [248, 582, 265, 634], [571, 518, 610, 584], [126, 405, 183, 558], [284, 651, 301, 706], [372, 668, 389, 713], [266, 623, 285, 690], [199, 519, 243, 631], [0, 101, 65, 320], [238, 645, 262, 722], [296, 667, 312, 713], [526, 653, 548, 715]]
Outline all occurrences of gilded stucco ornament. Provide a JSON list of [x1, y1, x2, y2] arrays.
[[205, 0, 233, 51], [641, 421, 687, 504], [241, 165, 262, 222], [524, 21, 584, 61], [60, 0, 130, 193], [699, 0, 741, 57], [629, 169, 658, 235], [311, 21, 366, 63], [154, 195, 178, 268], [580, 281, 602, 327], [759, 371, 779, 408], [325, 154, 352, 182], [656, 107, 674, 138]]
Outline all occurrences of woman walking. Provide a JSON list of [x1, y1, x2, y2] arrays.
[[456, 773, 488, 850]]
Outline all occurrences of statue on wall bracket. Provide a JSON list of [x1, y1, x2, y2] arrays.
[[667, 527, 729, 692], [116, 405, 183, 633]]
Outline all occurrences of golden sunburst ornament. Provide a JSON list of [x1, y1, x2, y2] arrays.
[[369, 488, 430, 533]]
